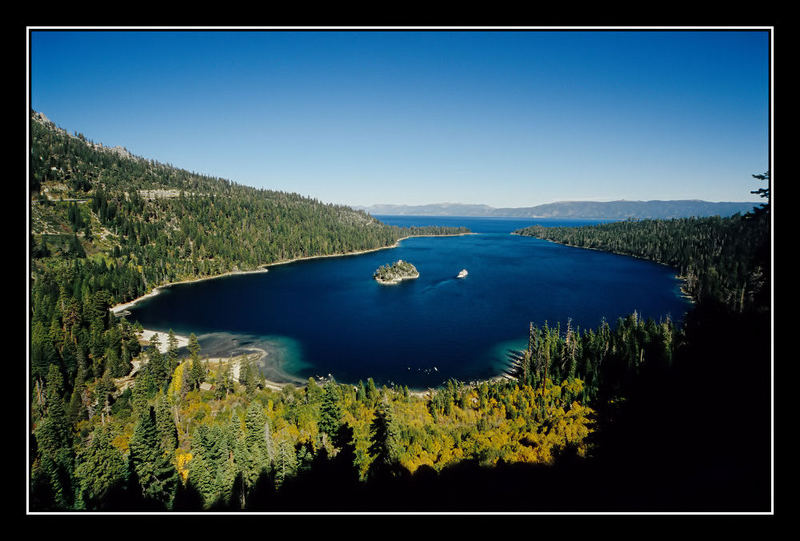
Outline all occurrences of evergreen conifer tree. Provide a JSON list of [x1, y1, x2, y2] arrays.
[[166, 329, 179, 373], [367, 399, 401, 480], [31, 364, 74, 509], [242, 402, 271, 495], [128, 406, 179, 509], [274, 437, 297, 488], [74, 425, 127, 508], [147, 334, 168, 391], [366, 378, 378, 403], [187, 332, 200, 361], [95, 368, 117, 423], [356, 380, 367, 403], [155, 392, 178, 454], [190, 356, 205, 390], [319, 381, 343, 442]]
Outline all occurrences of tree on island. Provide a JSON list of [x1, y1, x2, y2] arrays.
[[373, 260, 419, 283]]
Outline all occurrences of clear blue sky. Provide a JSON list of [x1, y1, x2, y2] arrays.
[[30, 29, 770, 207]]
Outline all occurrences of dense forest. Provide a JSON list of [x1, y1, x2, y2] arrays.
[[28, 111, 771, 512]]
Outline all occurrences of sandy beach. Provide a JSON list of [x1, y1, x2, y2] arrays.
[[138, 329, 190, 353], [111, 288, 163, 315]]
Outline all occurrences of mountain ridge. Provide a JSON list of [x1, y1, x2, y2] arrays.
[[358, 200, 758, 219]]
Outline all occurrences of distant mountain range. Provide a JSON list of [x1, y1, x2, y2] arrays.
[[357, 200, 759, 220]]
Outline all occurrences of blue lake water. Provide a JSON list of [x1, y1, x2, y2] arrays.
[[125, 216, 690, 389]]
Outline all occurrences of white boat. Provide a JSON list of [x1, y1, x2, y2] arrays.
[[457, 269, 468, 278]]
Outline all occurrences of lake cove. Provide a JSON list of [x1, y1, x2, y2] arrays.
[[124, 216, 691, 390]]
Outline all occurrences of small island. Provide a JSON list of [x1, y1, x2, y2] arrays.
[[374, 260, 420, 285]]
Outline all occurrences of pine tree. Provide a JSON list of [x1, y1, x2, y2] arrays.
[[31, 364, 74, 509], [131, 369, 152, 416], [319, 381, 343, 442], [187, 425, 216, 508], [187, 332, 200, 361], [238, 356, 253, 395], [166, 329, 179, 373], [274, 436, 297, 488], [367, 399, 401, 480], [190, 356, 206, 390], [155, 392, 178, 454], [128, 406, 159, 484], [74, 425, 127, 509], [366, 377, 379, 403], [31, 320, 58, 382], [67, 382, 86, 424], [117, 343, 132, 378], [147, 334, 168, 391], [128, 406, 179, 509], [106, 347, 123, 378], [212, 423, 237, 506], [241, 402, 271, 496], [180, 361, 193, 399], [747, 171, 770, 218], [95, 368, 116, 424]]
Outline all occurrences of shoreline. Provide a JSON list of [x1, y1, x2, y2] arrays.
[[262, 232, 476, 269], [136, 329, 299, 392], [406, 374, 514, 398], [138, 329, 190, 353], [110, 231, 475, 315], [375, 274, 419, 285], [111, 267, 272, 315], [136, 327, 517, 396]]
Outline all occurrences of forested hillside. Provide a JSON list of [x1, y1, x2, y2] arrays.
[[30, 111, 468, 302], [514, 190, 770, 313]]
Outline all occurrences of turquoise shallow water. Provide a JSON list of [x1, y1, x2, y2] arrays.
[[126, 216, 690, 389]]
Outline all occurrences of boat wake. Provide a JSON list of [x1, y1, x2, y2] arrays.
[[423, 278, 457, 292]]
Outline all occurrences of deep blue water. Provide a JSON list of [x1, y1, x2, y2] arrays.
[[125, 216, 690, 389]]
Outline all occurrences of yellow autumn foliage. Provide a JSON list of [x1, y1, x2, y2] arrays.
[[168, 361, 186, 400], [112, 432, 131, 454], [175, 449, 192, 482], [113, 372, 596, 487]]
